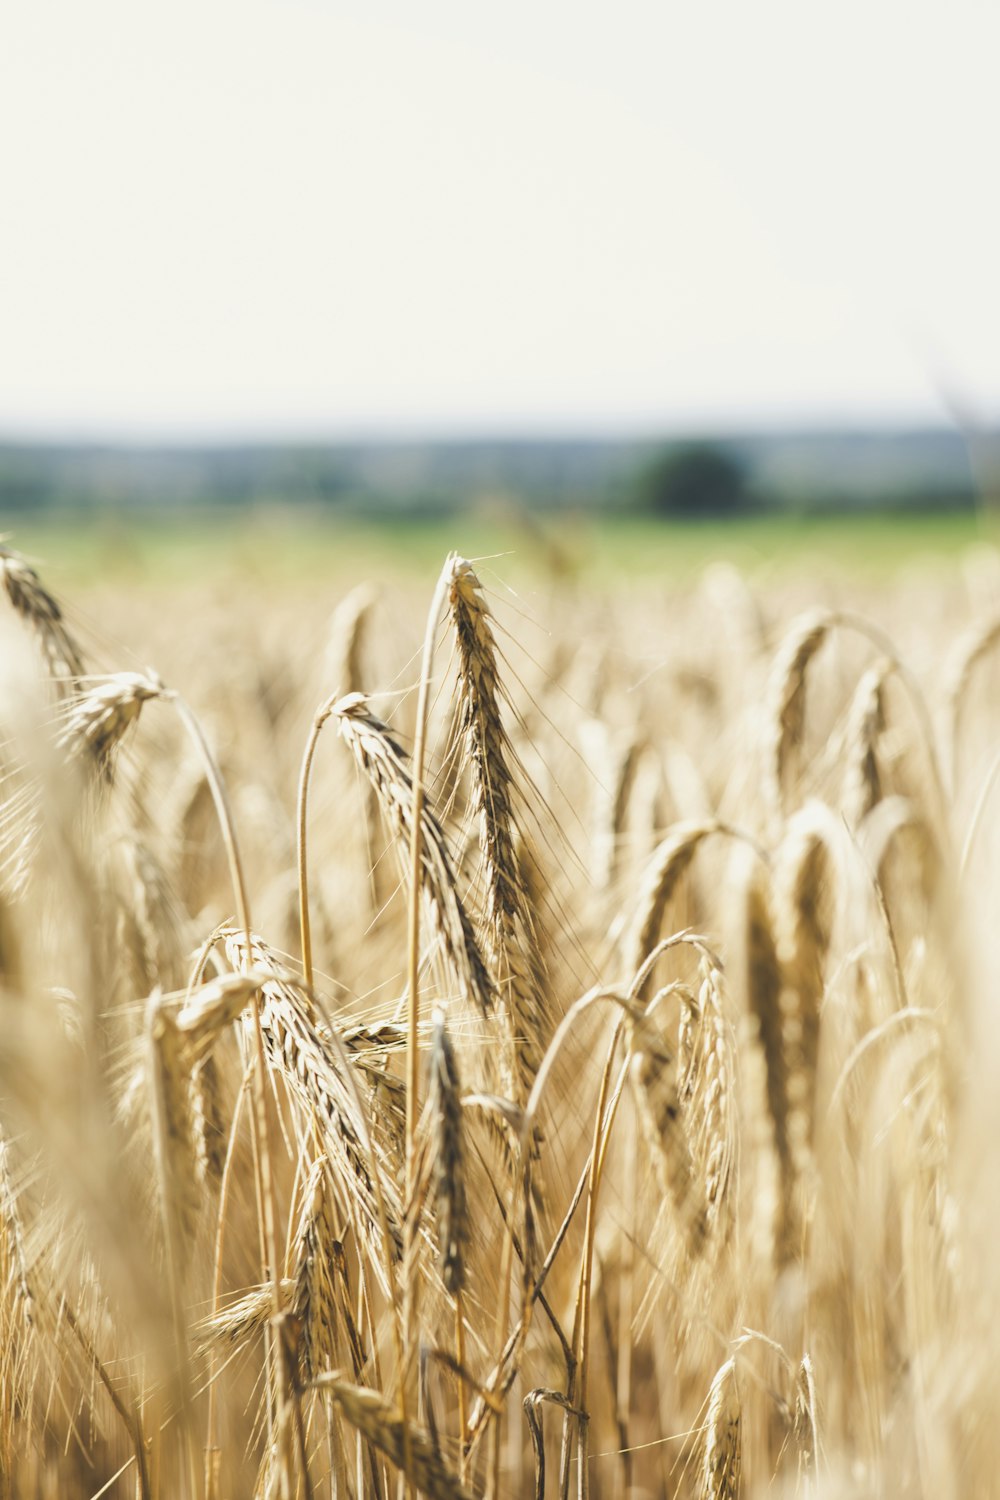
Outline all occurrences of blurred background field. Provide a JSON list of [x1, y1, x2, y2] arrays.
[[5, 422, 996, 596], [9, 505, 995, 596]]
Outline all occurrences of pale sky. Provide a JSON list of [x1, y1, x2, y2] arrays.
[[2, 0, 998, 439]]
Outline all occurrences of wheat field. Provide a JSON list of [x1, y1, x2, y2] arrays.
[[1, 537, 999, 1499]]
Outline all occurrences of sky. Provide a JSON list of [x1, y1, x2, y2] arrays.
[[1, 0, 998, 440]]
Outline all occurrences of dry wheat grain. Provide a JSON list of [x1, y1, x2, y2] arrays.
[[701, 1357, 742, 1499], [445, 555, 549, 1098], [0, 545, 85, 692], [333, 692, 495, 1019]]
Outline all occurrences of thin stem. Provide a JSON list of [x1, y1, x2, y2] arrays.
[[296, 695, 338, 992], [560, 1016, 627, 1500], [402, 561, 453, 1496], [406, 562, 453, 1191], [61, 1298, 151, 1500], [487, 1225, 515, 1500], [205, 1068, 253, 1499], [145, 1001, 198, 1500], [463, 1065, 630, 1463], [614, 1130, 637, 1500], [165, 693, 293, 1496], [455, 1293, 468, 1486], [166, 694, 251, 937]]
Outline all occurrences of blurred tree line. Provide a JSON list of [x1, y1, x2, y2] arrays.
[[636, 442, 750, 517], [0, 431, 978, 517]]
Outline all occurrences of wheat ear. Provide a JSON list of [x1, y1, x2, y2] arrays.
[[701, 1357, 742, 1499], [626, 820, 720, 992], [291, 1158, 341, 1383], [691, 959, 736, 1233], [773, 808, 835, 1168], [325, 582, 376, 697], [333, 693, 495, 1020], [944, 609, 1000, 788], [428, 1007, 471, 1479], [739, 854, 796, 1262], [445, 555, 549, 1100], [794, 1352, 818, 1479], [0, 543, 86, 692], [223, 927, 404, 1285], [58, 670, 165, 779], [763, 608, 833, 827], [146, 992, 201, 1269], [427, 1008, 469, 1296], [627, 994, 707, 1255], [842, 659, 891, 827], [310, 1372, 475, 1499]]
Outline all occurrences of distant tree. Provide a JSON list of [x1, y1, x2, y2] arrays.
[[639, 441, 749, 518]]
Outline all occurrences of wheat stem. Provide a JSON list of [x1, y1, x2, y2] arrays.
[[296, 693, 338, 991]]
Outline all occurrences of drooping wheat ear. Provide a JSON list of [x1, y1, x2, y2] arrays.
[[580, 717, 640, 892], [944, 609, 1000, 788], [427, 1008, 469, 1295], [196, 1281, 296, 1354], [112, 834, 188, 998], [190, 1054, 227, 1186], [773, 808, 835, 1167], [693, 959, 736, 1230], [764, 608, 833, 827], [794, 1352, 818, 1478], [678, 984, 699, 1096], [333, 693, 495, 1019], [626, 820, 719, 995], [146, 992, 200, 1269], [58, 670, 165, 780], [842, 659, 891, 827], [0, 544, 86, 692], [738, 854, 795, 1261], [174, 970, 273, 1061], [223, 927, 404, 1284], [311, 1372, 476, 1500], [627, 997, 707, 1255], [607, 733, 642, 890], [325, 583, 376, 697], [292, 1157, 340, 1382], [700, 1357, 742, 1500], [445, 556, 548, 1095]]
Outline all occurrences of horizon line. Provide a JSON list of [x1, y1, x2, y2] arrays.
[[0, 414, 979, 450]]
